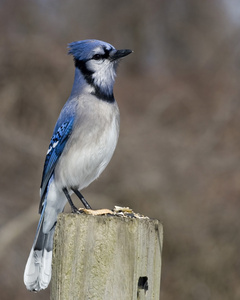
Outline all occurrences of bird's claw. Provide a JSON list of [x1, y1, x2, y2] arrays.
[[71, 207, 82, 214]]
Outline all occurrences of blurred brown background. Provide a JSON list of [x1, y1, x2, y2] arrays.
[[1, 0, 240, 299]]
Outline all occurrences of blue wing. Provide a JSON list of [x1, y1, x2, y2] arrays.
[[39, 117, 74, 212]]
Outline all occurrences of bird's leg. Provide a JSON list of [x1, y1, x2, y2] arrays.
[[62, 187, 80, 214], [71, 188, 92, 209], [71, 189, 113, 216]]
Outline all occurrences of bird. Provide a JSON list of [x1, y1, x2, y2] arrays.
[[23, 39, 132, 292]]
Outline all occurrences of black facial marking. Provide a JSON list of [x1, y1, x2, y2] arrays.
[[74, 58, 114, 103], [92, 47, 111, 60], [74, 58, 94, 84]]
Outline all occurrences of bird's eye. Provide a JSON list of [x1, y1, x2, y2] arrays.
[[92, 54, 102, 60]]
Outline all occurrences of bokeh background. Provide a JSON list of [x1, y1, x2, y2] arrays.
[[1, 0, 240, 299]]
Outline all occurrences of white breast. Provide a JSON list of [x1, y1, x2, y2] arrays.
[[54, 95, 120, 191]]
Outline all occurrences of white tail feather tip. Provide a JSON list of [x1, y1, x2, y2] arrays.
[[24, 248, 52, 291]]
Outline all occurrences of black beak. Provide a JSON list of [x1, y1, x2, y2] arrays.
[[110, 49, 133, 61]]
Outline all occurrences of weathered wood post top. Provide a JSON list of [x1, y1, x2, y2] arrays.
[[51, 208, 163, 300]]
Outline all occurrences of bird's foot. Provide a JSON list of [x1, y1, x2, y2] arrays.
[[71, 206, 82, 214]]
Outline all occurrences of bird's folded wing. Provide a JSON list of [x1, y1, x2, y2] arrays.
[[39, 117, 74, 212]]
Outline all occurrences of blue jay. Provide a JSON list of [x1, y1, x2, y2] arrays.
[[24, 39, 132, 291]]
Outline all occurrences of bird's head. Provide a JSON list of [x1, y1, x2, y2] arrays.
[[68, 39, 132, 101]]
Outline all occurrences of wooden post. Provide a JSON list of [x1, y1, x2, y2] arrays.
[[50, 213, 163, 300]]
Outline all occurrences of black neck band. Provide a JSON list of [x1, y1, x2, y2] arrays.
[[74, 58, 115, 103]]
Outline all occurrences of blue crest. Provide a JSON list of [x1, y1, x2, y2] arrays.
[[68, 39, 115, 60]]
